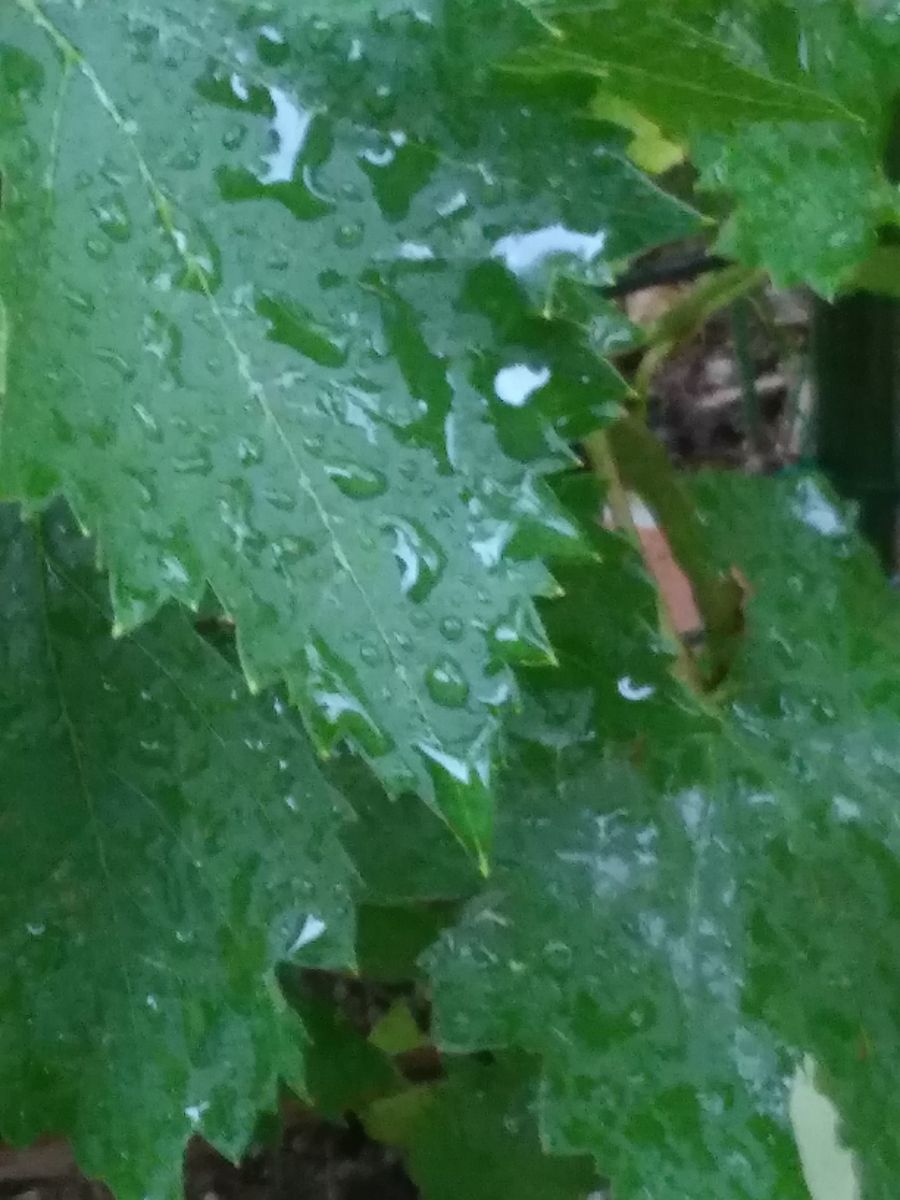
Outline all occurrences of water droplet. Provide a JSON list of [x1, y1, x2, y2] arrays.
[[305, 640, 390, 756], [258, 293, 348, 368], [230, 72, 250, 103], [360, 642, 381, 666], [440, 615, 464, 642], [326, 461, 387, 500], [471, 521, 513, 569], [339, 180, 365, 204], [791, 478, 847, 537], [382, 518, 446, 602], [97, 348, 137, 383], [289, 914, 327, 954], [489, 600, 554, 665], [258, 25, 289, 66], [238, 435, 264, 465], [132, 402, 162, 440], [437, 190, 468, 218], [617, 676, 655, 702], [94, 194, 133, 243], [334, 221, 364, 249], [415, 742, 482, 793], [169, 143, 201, 171], [426, 657, 469, 708], [262, 487, 297, 513], [273, 534, 317, 563], [223, 124, 247, 150], [494, 363, 551, 408], [544, 940, 573, 970], [173, 446, 213, 475], [260, 87, 312, 185], [65, 288, 95, 315], [366, 85, 396, 120], [492, 224, 607, 277], [832, 794, 862, 823], [398, 240, 435, 262], [84, 235, 112, 262]]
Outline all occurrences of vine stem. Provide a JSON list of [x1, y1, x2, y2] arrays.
[[583, 428, 707, 694]]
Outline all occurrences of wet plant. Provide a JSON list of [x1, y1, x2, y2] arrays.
[[2, 2, 900, 1198]]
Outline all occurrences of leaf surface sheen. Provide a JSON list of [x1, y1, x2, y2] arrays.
[[0, 0, 699, 852], [0, 504, 355, 1200], [428, 472, 900, 1199]]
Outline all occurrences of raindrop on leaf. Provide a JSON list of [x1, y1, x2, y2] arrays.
[[426, 657, 469, 708], [326, 461, 388, 500]]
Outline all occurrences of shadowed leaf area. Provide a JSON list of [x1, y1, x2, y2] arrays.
[[0, 504, 355, 1199]]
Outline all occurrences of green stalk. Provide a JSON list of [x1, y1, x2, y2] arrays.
[[814, 94, 900, 571]]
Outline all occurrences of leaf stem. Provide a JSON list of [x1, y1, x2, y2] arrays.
[[634, 265, 765, 406], [584, 426, 713, 695]]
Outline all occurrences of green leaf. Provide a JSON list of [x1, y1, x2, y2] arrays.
[[370, 999, 428, 1055], [849, 246, 900, 298], [515, 0, 858, 128], [518, 0, 900, 293], [317, 0, 436, 13], [357, 903, 464, 981], [427, 471, 900, 1198], [0, 0, 698, 852], [0, 504, 355, 1200], [689, 472, 900, 1200], [334, 754, 480, 905], [334, 752, 476, 978], [373, 1053, 601, 1200], [693, 119, 893, 295], [695, 3, 900, 292], [286, 991, 402, 1117]]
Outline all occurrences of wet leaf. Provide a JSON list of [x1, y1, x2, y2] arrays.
[[357, 902, 464, 981], [0, 504, 355, 1200], [333, 753, 480, 905], [427, 472, 900, 1198], [369, 1053, 601, 1200], [693, 119, 894, 296], [516, 0, 853, 128], [332, 751, 476, 980], [0, 0, 698, 854], [323, 0, 436, 13], [519, 0, 900, 293], [285, 990, 402, 1118]]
